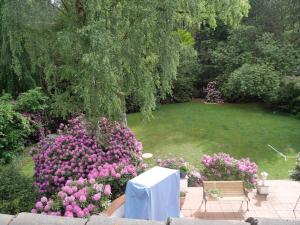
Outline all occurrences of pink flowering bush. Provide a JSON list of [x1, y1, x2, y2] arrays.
[[98, 117, 143, 164], [31, 116, 143, 195], [157, 157, 203, 186], [88, 162, 140, 199], [204, 81, 224, 103], [201, 153, 258, 188], [32, 162, 141, 218], [31, 178, 111, 218]]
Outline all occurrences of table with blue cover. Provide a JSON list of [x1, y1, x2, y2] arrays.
[[125, 166, 180, 221]]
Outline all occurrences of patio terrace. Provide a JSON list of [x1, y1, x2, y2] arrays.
[[182, 180, 300, 221]]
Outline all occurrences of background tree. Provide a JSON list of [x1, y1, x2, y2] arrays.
[[23, 0, 250, 126]]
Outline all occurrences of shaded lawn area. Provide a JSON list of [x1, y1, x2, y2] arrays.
[[128, 102, 300, 179]]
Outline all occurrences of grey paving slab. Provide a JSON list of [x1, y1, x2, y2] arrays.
[[168, 217, 249, 225], [88, 215, 166, 225], [10, 213, 87, 225], [256, 218, 300, 225], [0, 214, 14, 225]]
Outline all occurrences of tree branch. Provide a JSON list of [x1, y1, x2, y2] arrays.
[[47, 1, 66, 15]]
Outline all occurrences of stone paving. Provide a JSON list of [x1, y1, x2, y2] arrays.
[[182, 180, 300, 221]]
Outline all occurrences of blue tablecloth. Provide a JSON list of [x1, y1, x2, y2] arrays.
[[125, 166, 180, 221]]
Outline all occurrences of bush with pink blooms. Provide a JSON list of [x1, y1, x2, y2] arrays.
[[31, 116, 143, 195], [32, 162, 141, 218], [204, 81, 224, 103], [201, 153, 258, 188], [156, 157, 203, 186], [31, 178, 111, 218]]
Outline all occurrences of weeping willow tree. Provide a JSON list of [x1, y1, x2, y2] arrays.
[[36, 0, 249, 125], [1, 0, 250, 125], [0, 0, 55, 96], [0, 0, 32, 96]]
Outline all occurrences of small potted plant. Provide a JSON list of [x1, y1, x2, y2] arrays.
[[179, 165, 188, 179], [208, 188, 220, 199], [180, 192, 186, 209], [257, 171, 269, 195]]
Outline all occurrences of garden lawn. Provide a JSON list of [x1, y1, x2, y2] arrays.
[[128, 102, 300, 179]]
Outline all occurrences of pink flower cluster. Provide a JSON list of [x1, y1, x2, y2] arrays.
[[32, 178, 111, 218], [201, 153, 258, 188], [99, 117, 143, 164], [157, 157, 203, 186], [31, 116, 143, 194]]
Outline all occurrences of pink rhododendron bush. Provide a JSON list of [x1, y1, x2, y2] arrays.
[[157, 157, 203, 186], [31, 116, 143, 195], [32, 163, 138, 218], [201, 153, 258, 188]]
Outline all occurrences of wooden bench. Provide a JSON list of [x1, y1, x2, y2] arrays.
[[202, 181, 250, 211]]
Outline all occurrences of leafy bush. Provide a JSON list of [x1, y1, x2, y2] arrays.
[[0, 163, 39, 214], [0, 93, 13, 102], [0, 102, 31, 163], [31, 116, 143, 195], [222, 63, 280, 102], [201, 153, 258, 188], [157, 157, 202, 186], [276, 76, 300, 114], [16, 87, 49, 114], [290, 153, 300, 181], [204, 81, 224, 103]]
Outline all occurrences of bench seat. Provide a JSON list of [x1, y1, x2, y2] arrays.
[[202, 181, 250, 211]]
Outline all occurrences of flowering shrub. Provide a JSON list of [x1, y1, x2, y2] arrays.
[[31, 116, 143, 195], [31, 178, 111, 218], [32, 162, 141, 218], [98, 117, 143, 164], [290, 153, 300, 181], [201, 153, 258, 188], [88, 162, 139, 199], [204, 81, 224, 103], [157, 157, 202, 186]]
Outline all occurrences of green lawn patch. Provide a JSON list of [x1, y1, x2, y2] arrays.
[[128, 102, 300, 179]]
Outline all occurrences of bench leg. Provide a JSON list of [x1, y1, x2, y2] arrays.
[[204, 200, 207, 212], [246, 200, 249, 211]]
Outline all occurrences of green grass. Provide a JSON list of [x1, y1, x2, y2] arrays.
[[19, 102, 300, 179], [128, 102, 300, 179]]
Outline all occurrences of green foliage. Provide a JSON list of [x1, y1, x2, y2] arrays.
[[290, 153, 300, 181], [0, 162, 39, 214], [222, 63, 280, 102], [277, 76, 300, 114], [4, 0, 248, 125], [16, 87, 49, 114], [0, 93, 12, 102], [0, 102, 31, 164]]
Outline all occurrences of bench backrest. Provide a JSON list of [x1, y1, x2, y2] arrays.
[[203, 181, 245, 197]]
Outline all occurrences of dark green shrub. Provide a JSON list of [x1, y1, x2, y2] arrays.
[[276, 76, 300, 114], [0, 102, 31, 163], [0, 93, 13, 102], [290, 153, 300, 181], [222, 63, 280, 102], [16, 87, 49, 114], [0, 163, 39, 214]]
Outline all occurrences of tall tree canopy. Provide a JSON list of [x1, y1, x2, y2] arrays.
[[1, 0, 250, 123]]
